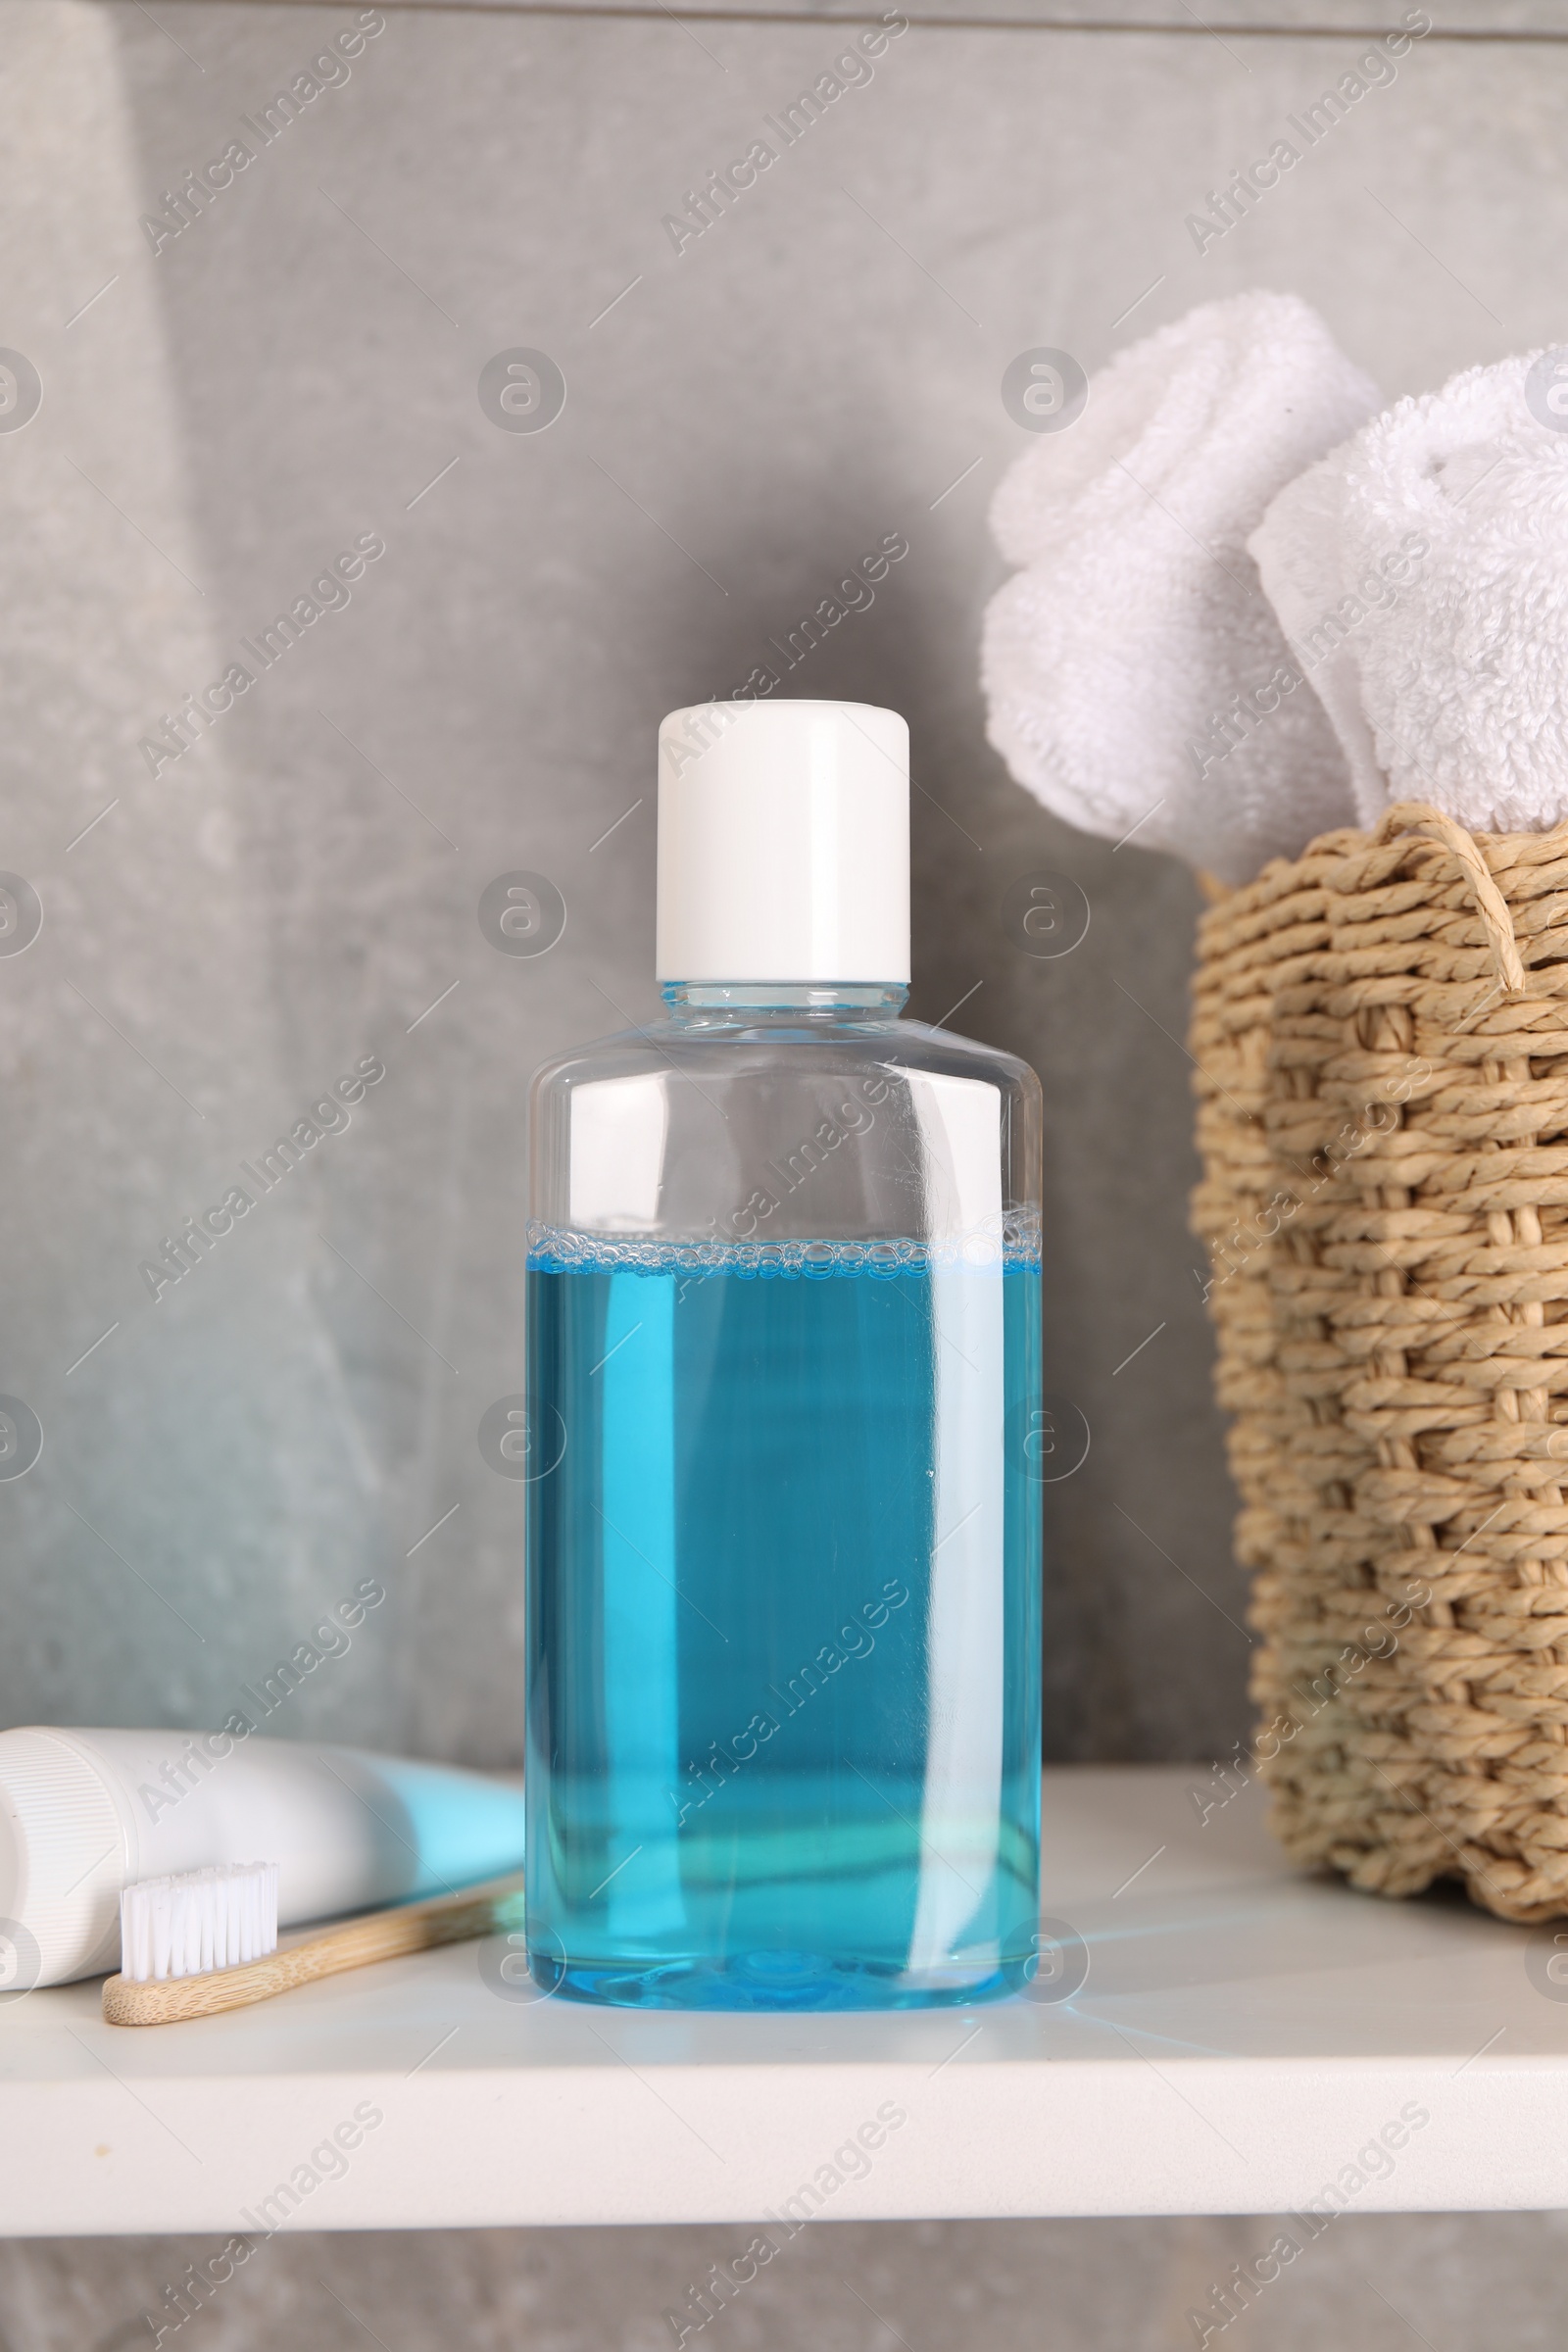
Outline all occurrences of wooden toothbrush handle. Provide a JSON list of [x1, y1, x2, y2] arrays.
[[101, 1874, 526, 2027]]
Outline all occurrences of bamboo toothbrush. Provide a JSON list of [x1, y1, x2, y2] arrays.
[[103, 1862, 526, 2027]]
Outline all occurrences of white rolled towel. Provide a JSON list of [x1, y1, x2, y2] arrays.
[[1251, 349, 1568, 835], [1246, 456, 1387, 830], [982, 291, 1380, 883]]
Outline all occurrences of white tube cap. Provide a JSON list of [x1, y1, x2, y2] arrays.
[[0, 1728, 130, 1985], [656, 700, 909, 983]]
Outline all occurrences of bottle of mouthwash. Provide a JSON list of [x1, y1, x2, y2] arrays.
[[525, 700, 1042, 2009]]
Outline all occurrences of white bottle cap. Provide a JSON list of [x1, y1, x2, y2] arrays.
[[656, 700, 909, 983]]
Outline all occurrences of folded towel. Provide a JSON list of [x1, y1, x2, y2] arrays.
[[982, 290, 1381, 883], [1253, 350, 1568, 836], [1246, 454, 1390, 830]]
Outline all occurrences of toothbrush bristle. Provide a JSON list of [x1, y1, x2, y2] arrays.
[[119, 1862, 279, 1984]]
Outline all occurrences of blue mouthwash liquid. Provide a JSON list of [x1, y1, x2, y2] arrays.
[[524, 1231, 1042, 2009]]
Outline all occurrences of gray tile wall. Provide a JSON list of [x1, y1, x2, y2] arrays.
[[14, 0, 1565, 1773], [12, 2210, 1568, 2350], [5, 0, 1565, 2330]]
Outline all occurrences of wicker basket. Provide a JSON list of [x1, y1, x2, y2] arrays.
[[1190, 801, 1568, 1924]]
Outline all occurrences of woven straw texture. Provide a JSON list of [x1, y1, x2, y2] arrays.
[[1191, 802, 1568, 1924]]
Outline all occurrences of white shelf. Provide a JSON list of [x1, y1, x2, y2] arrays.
[[1, 1765, 1562, 2235]]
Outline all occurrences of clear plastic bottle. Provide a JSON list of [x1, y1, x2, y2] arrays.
[[525, 701, 1042, 2009]]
